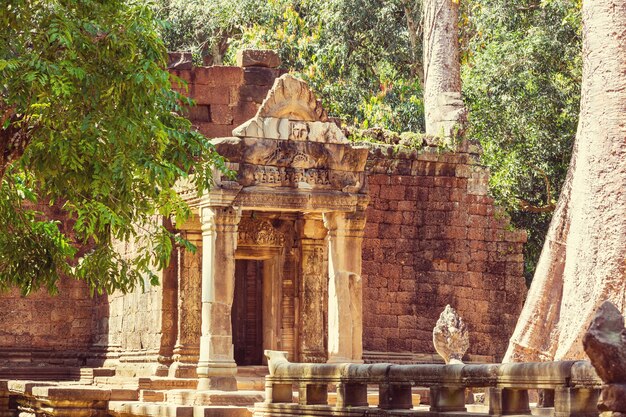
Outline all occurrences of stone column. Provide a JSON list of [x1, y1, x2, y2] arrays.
[[170, 229, 202, 378], [323, 211, 366, 363], [197, 206, 241, 390], [298, 216, 328, 362]]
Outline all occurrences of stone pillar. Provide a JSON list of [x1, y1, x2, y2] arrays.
[[197, 206, 242, 390], [170, 229, 202, 378], [323, 210, 366, 363], [298, 216, 328, 363]]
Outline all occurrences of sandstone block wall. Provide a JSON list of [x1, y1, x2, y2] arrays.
[[91, 225, 178, 376], [361, 147, 527, 362], [170, 66, 284, 138], [0, 279, 94, 368], [0, 202, 95, 369]]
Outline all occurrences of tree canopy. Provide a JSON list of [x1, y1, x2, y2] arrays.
[[462, 0, 582, 283], [0, 0, 227, 295]]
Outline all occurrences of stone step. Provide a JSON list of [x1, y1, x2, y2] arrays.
[[193, 406, 253, 417], [0, 367, 82, 381], [93, 368, 117, 377], [109, 401, 193, 417], [141, 390, 167, 402], [138, 378, 198, 391], [166, 390, 264, 406], [235, 367, 268, 378], [94, 376, 140, 390], [109, 402, 252, 417], [235, 377, 265, 391], [110, 388, 140, 401]]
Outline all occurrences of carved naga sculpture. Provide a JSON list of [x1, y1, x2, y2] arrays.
[[432, 304, 469, 364]]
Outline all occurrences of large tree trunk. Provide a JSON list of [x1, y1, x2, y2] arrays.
[[423, 0, 464, 136], [504, 0, 626, 362]]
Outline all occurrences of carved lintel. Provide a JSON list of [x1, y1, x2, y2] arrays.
[[238, 217, 285, 247]]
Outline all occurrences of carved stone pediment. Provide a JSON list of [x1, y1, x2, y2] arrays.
[[253, 74, 327, 122], [209, 75, 369, 195], [238, 217, 285, 247], [233, 75, 347, 144], [183, 74, 370, 212]]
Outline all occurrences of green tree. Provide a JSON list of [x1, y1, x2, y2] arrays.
[[462, 0, 582, 284], [0, 0, 226, 295], [156, 0, 276, 65]]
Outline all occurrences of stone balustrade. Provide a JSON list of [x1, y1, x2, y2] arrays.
[[259, 350, 602, 417]]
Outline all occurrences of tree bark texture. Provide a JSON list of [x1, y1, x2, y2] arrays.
[[423, 0, 462, 135], [504, 0, 626, 362]]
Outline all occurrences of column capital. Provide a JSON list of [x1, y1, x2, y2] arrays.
[[200, 206, 242, 231], [322, 210, 367, 236]]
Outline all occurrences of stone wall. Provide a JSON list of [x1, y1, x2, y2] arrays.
[[361, 146, 527, 362], [89, 226, 178, 377], [0, 202, 95, 371], [170, 65, 284, 138], [0, 279, 94, 368]]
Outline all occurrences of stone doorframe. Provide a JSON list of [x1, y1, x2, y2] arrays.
[[235, 243, 283, 361], [190, 197, 367, 389], [176, 74, 370, 390]]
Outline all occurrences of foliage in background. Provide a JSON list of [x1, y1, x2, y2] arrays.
[[461, 0, 582, 284], [157, 0, 426, 132], [0, 0, 227, 295], [156, 0, 277, 64]]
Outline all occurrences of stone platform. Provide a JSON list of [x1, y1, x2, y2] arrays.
[[0, 367, 268, 417], [0, 364, 429, 417]]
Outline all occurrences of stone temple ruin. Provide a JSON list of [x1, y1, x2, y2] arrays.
[[174, 74, 370, 389], [0, 52, 578, 416]]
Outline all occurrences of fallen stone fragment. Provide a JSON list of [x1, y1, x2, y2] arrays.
[[582, 301, 626, 383]]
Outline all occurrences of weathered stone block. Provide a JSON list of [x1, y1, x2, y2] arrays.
[[243, 67, 281, 85], [192, 86, 231, 105], [210, 105, 234, 125], [237, 49, 281, 68]]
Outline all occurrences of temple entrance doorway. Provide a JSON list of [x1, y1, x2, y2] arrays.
[[232, 259, 264, 366]]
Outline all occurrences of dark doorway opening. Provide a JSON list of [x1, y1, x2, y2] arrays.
[[232, 259, 264, 365]]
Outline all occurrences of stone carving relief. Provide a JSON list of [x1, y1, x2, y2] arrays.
[[289, 121, 309, 141], [248, 166, 331, 187], [241, 138, 327, 169], [234, 117, 348, 144], [299, 244, 327, 363], [237, 217, 285, 247], [232, 74, 347, 144], [433, 304, 469, 364]]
